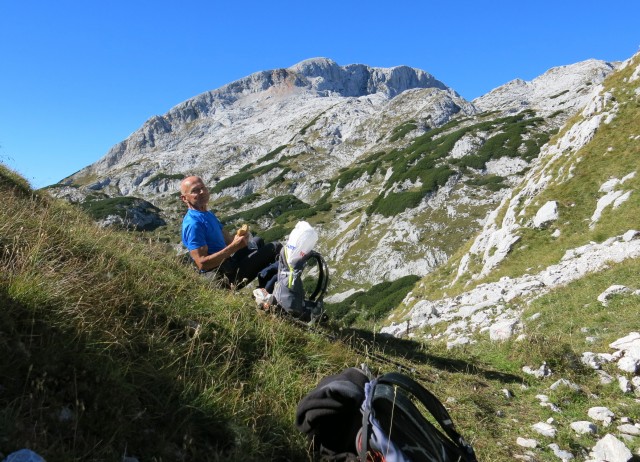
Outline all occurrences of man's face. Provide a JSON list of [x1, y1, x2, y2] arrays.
[[181, 177, 210, 211]]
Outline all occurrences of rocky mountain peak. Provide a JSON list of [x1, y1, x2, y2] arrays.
[[287, 57, 450, 97]]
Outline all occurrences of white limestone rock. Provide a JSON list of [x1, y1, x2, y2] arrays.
[[489, 318, 518, 341], [571, 421, 598, 435], [588, 407, 615, 426], [588, 434, 632, 462], [582, 352, 615, 370], [610, 332, 640, 352], [622, 230, 639, 242], [516, 437, 538, 448], [617, 424, 640, 437], [598, 285, 632, 306], [617, 356, 640, 374], [533, 201, 559, 229], [532, 422, 557, 438], [618, 376, 633, 393], [548, 443, 574, 461], [523, 363, 552, 379], [550, 379, 581, 391]]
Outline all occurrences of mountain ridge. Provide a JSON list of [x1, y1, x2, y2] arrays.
[[50, 55, 625, 297]]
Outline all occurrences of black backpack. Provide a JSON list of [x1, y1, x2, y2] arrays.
[[272, 247, 329, 323], [296, 367, 478, 462]]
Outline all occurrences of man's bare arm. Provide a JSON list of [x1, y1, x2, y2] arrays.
[[189, 234, 248, 271]]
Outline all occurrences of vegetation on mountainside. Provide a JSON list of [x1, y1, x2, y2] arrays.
[[144, 172, 184, 185], [325, 275, 420, 325], [388, 119, 418, 142], [240, 145, 289, 172], [79, 195, 161, 221], [415, 53, 640, 301], [363, 111, 550, 217], [211, 162, 281, 193], [1, 165, 352, 461]]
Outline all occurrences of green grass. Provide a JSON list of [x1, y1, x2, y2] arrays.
[[0, 165, 355, 460], [8, 162, 633, 461]]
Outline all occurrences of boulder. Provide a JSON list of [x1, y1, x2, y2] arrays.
[[533, 201, 559, 228]]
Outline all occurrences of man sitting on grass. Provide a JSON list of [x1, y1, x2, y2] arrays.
[[180, 175, 281, 287]]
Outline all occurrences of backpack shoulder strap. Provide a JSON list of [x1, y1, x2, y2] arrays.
[[307, 251, 329, 302], [377, 373, 478, 461]]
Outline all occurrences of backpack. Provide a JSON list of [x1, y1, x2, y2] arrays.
[[296, 367, 478, 462], [272, 247, 329, 323]]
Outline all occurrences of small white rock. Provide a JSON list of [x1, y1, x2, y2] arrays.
[[548, 443, 574, 461], [617, 424, 640, 436], [550, 378, 581, 391], [588, 406, 615, 426], [617, 356, 640, 374], [532, 422, 557, 438], [596, 369, 614, 384], [618, 376, 633, 393], [516, 437, 538, 448], [597, 285, 631, 306], [571, 421, 598, 435]]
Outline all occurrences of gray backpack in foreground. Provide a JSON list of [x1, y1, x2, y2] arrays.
[[272, 247, 328, 322]]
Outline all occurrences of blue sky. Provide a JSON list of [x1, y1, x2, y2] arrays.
[[1, 1, 638, 188]]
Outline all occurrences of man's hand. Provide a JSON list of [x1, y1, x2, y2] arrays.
[[230, 233, 248, 250]]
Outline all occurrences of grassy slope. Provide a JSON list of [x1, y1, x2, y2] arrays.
[[4, 163, 639, 462], [383, 54, 640, 458], [0, 166, 354, 461], [2, 55, 638, 461], [0, 163, 561, 462]]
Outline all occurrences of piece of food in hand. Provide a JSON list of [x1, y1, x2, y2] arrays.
[[236, 224, 249, 236]]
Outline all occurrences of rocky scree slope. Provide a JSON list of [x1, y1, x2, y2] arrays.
[[50, 57, 617, 294]]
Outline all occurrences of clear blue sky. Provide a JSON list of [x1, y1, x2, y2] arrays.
[[1, 0, 638, 188]]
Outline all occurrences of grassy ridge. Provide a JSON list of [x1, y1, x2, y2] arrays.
[[0, 164, 529, 461], [0, 165, 353, 460]]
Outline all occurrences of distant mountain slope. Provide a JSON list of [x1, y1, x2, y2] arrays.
[[383, 51, 640, 342], [49, 56, 619, 294]]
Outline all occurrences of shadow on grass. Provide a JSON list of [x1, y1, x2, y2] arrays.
[[0, 289, 306, 462], [324, 324, 523, 385]]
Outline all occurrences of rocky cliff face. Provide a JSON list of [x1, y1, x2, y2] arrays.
[[51, 56, 622, 295]]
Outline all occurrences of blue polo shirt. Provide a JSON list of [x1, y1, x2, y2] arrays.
[[181, 209, 226, 254]]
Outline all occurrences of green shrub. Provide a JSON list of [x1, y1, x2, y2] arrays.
[[325, 275, 420, 324], [389, 120, 418, 142], [80, 196, 159, 220], [211, 163, 281, 193], [144, 173, 184, 185], [466, 175, 507, 191], [222, 195, 308, 223], [240, 145, 289, 172]]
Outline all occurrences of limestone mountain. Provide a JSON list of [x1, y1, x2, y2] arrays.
[[50, 56, 620, 297], [383, 52, 640, 344]]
